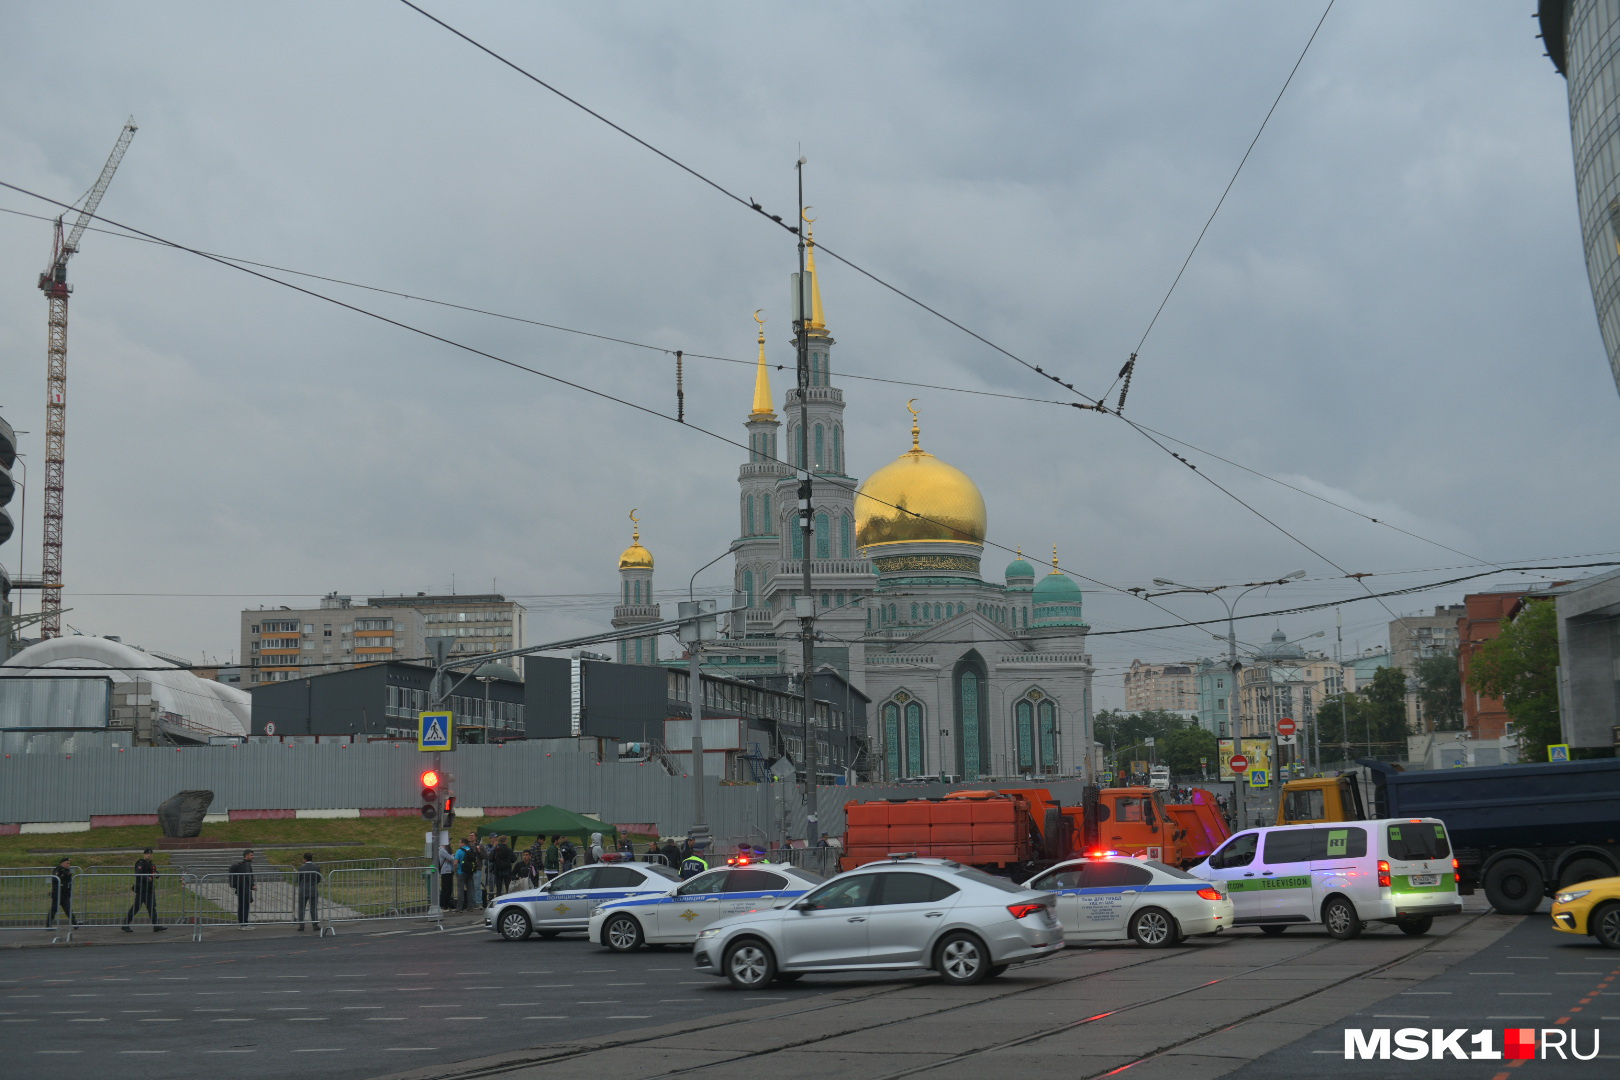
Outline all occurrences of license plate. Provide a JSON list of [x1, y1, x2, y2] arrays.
[[1409, 874, 1440, 887]]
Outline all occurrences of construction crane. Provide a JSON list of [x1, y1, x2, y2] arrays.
[[35, 116, 137, 639]]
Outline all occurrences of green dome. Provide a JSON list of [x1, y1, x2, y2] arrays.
[[1032, 571, 1081, 601], [1005, 557, 1036, 582]]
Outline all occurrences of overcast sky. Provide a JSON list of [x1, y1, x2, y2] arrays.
[[1, 1, 1613, 708]]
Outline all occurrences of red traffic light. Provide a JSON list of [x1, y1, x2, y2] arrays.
[[421, 769, 441, 789]]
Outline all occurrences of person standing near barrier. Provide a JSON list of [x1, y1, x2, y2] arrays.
[[436, 842, 457, 909], [542, 836, 560, 881], [679, 841, 709, 881], [660, 838, 680, 868], [477, 835, 495, 906], [588, 831, 605, 865], [295, 853, 321, 932], [123, 847, 164, 932], [491, 836, 513, 897], [559, 837, 576, 873], [47, 858, 79, 928], [228, 849, 257, 928], [455, 838, 478, 911]]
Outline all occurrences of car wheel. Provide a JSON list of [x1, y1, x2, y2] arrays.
[[1323, 896, 1363, 940], [1484, 858, 1544, 916], [603, 914, 644, 952], [1129, 907, 1179, 948], [498, 908, 532, 941], [774, 972, 804, 984], [1397, 916, 1433, 937], [724, 938, 776, 990], [1592, 902, 1620, 949], [1559, 859, 1613, 890], [936, 932, 991, 986], [1259, 925, 1288, 936]]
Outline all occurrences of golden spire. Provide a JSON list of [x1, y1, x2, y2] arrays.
[[907, 398, 922, 452], [1016, 546, 1023, 558], [803, 207, 826, 334], [749, 310, 775, 420], [1052, 544, 1060, 569], [630, 509, 640, 544], [619, 509, 653, 569]]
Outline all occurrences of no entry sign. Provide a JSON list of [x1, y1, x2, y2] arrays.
[[1277, 718, 1297, 737], [1229, 754, 1249, 774]]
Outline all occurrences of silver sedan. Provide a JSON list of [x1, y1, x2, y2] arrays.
[[691, 857, 1064, 989], [485, 862, 682, 940]]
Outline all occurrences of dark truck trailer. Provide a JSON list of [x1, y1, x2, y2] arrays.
[[1362, 757, 1620, 915]]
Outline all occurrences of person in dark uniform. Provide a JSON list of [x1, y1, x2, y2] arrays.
[[47, 858, 79, 928], [295, 853, 321, 932], [123, 847, 165, 932], [228, 849, 257, 928]]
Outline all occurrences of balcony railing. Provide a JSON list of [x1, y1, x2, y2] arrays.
[[776, 559, 871, 576]]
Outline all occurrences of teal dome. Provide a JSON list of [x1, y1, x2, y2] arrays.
[[1032, 571, 1081, 601], [1005, 557, 1036, 583]]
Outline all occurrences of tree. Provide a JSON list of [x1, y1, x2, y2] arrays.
[[1466, 598, 1561, 763], [1414, 652, 1463, 731], [1092, 708, 1199, 772], [1160, 725, 1217, 776], [1315, 666, 1409, 761]]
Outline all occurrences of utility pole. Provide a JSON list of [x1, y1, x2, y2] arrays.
[[678, 599, 717, 846], [1225, 618, 1245, 832], [794, 157, 818, 845]]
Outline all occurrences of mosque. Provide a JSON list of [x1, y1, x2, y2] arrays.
[[608, 226, 1096, 782]]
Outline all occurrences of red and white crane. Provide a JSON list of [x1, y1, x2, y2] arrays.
[[35, 117, 137, 638]]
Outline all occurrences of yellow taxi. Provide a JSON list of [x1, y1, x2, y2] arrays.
[[1551, 875, 1620, 948]]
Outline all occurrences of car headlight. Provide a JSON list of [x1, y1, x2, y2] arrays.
[[1555, 889, 1592, 904], [694, 928, 722, 940]]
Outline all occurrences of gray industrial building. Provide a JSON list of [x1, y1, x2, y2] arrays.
[[249, 660, 526, 741], [1553, 568, 1620, 748]]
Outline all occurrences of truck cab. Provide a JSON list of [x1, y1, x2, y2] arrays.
[[1149, 765, 1170, 791], [1277, 775, 1368, 826]]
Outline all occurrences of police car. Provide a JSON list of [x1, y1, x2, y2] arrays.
[[486, 861, 682, 941], [1021, 855, 1233, 946], [589, 863, 824, 951]]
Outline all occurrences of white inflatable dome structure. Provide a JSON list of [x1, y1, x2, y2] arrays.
[[0, 636, 250, 740]]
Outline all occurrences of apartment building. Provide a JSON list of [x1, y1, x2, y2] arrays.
[[1122, 659, 1199, 714], [1389, 605, 1464, 731], [241, 594, 426, 685], [368, 593, 526, 660]]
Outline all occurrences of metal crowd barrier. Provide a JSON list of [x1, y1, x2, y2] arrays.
[[63, 871, 199, 940], [0, 875, 68, 943]]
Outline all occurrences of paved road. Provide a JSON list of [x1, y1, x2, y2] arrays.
[[1229, 908, 1620, 1077], [0, 922, 888, 1080]]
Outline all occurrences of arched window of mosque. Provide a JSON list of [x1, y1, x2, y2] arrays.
[[832, 426, 842, 473], [840, 514, 852, 558], [882, 702, 901, 778], [634, 639, 642, 664], [1038, 700, 1058, 770], [911, 603, 919, 621], [743, 569, 755, 609], [934, 603, 943, 620], [814, 425, 825, 472], [622, 582, 629, 605], [762, 493, 771, 529], [903, 700, 925, 775], [1016, 699, 1035, 771], [815, 512, 830, 558], [745, 494, 755, 535], [835, 592, 845, 607], [956, 662, 984, 779]]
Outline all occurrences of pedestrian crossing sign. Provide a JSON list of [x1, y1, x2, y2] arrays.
[[418, 711, 454, 751], [1247, 768, 1269, 788]]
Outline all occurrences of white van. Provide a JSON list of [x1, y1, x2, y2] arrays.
[[1188, 818, 1461, 938]]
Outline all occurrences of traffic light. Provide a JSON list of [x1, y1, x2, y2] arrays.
[[443, 794, 456, 828], [420, 769, 441, 820]]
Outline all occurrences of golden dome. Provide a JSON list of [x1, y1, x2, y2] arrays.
[[619, 510, 654, 570], [854, 403, 987, 550]]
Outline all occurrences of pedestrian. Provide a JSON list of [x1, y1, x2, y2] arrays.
[[559, 837, 577, 873], [588, 832, 606, 865], [491, 835, 514, 897], [680, 840, 709, 881], [436, 842, 457, 910], [228, 849, 257, 929], [515, 850, 538, 890], [46, 858, 79, 928], [455, 838, 477, 911], [123, 847, 165, 932], [295, 852, 321, 932], [543, 836, 561, 881], [644, 838, 661, 863], [479, 835, 496, 903], [660, 837, 680, 868], [620, 836, 635, 857], [679, 837, 695, 862]]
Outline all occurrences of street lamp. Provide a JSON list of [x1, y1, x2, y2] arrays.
[[1149, 569, 1306, 828]]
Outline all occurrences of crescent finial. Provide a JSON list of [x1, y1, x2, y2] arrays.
[[629, 508, 639, 525], [753, 309, 766, 327], [629, 509, 640, 543], [906, 398, 918, 419], [801, 206, 816, 225]]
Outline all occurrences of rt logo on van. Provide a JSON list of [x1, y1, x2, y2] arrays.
[[1344, 1027, 1600, 1061]]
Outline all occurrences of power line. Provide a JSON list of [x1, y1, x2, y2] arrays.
[[1104, 0, 1335, 408]]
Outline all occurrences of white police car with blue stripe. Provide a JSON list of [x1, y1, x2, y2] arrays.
[[487, 862, 682, 941], [1022, 856, 1233, 946], [589, 864, 825, 951]]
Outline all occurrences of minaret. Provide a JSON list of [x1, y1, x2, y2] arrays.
[[612, 510, 661, 665], [735, 311, 788, 625]]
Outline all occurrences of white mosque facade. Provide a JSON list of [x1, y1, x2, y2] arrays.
[[611, 232, 1095, 782]]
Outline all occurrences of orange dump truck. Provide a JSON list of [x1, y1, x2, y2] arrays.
[[841, 786, 1230, 875]]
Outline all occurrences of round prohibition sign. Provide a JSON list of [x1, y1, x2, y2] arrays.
[[1276, 718, 1297, 737], [1228, 754, 1249, 774]]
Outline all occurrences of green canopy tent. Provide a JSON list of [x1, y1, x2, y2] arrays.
[[475, 805, 620, 842]]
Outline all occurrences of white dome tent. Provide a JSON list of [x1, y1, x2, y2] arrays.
[[0, 636, 250, 741]]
